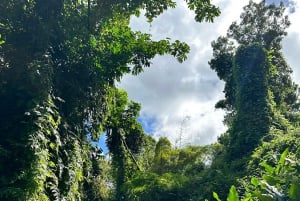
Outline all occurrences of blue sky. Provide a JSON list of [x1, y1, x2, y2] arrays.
[[138, 115, 156, 134], [98, 134, 108, 154], [118, 0, 300, 147]]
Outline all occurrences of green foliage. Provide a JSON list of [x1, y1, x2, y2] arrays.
[[104, 88, 149, 200], [207, 3, 300, 200], [81, 156, 113, 201], [136, 135, 157, 171], [249, 144, 300, 201], [121, 142, 225, 201], [212, 149, 300, 201], [0, 33, 4, 45], [213, 125, 300, 201], [185, 0, 221, 22], [122, 172, 190, 201], [209, 0, 299, 126], [0, 0, 221, 200], [227, 186, 239, 201], [152, 137, 173, 174], [27, 97, 61, 201], [227, 0, 290, 49], [212, 186, 241, 201], [209, 1, 299, 169], [226, 44, 271, 159]]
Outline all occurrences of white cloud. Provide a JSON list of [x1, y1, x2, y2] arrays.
[[119, 0, 300, 146], [283, 0, 300, 83]]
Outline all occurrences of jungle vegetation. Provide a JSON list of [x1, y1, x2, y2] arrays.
[[0, 0, 299, 201]]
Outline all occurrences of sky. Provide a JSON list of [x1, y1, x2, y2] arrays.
[[118, 0, 300, 147]]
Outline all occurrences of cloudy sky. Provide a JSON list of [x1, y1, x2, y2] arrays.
[[118, 0, 300, 147]]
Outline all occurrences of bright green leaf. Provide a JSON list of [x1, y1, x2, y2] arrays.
[[277, 148, 289, 172], [260, 161, 274, 174], [213, 192, 222, 201], [251, 177, 259, 187], [227, 186, 239, 201]]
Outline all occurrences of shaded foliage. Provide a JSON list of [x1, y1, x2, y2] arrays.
[[226, 44, 271, 159], [0, 0, 220, 200]]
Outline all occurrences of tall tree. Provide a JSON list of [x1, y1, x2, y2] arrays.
[[0, 0, 220, 200], [205, 2, 300, 199], [226, 44, 271, 159], [209, 0, 299, 127], [152, 137, 173, 174], [105, 89, 145, 200]]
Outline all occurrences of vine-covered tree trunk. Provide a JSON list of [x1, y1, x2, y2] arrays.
[[209, 1, 299, 127], [227, 44, 271, 159]]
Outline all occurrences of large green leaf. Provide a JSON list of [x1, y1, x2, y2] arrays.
[[227, 186, 239, 201]]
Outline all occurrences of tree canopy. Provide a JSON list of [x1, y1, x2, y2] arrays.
[[0, 0, 220, 200], [1, 0, 300, 201]]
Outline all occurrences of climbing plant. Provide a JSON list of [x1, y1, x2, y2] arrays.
[[209, 0, 299, 126], [0, 0, 220, 200], [225, 44, 271, 159]]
